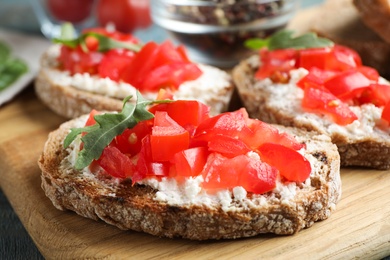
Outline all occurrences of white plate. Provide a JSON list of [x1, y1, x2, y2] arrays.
[[0, 29, 51, 106]]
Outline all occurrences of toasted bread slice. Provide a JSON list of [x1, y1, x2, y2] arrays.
[[38, 114, 341, 240], [35, 45, 234, 119], [233, 56, 390, 170]]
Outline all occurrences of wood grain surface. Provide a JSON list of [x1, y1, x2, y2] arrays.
[[0, 87, 389, 259]]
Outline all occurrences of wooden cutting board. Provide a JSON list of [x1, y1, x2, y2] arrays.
[[1, 6, 390, 258], [1, 88, 390, 259]]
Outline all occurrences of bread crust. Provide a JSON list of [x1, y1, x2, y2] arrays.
[[232, 56, 390, 170], [38, 116, 341, 240], [35, 45, 234, 119]]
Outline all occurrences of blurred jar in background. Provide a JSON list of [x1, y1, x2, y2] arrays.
[[29, 0, 151, 39]]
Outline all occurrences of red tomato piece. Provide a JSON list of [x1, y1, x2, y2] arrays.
[[58, 45, 104, 75], [358, 84, 390, 107], [84, 109, 99, 127], [357, 66, 380, 81], [202, 153, 239, 190], [208, 135, 251, 158], [172, 147, 209, 177], [327, 45, 362, 71], [97, 146, 135, 179], [150, 112, 190, 161], [121, 41, 160, 87], [245, 118, 305, 150], [141, 63, 202, 91], [149, 100, 210, 128], [115, 120, 153, 156], [381, 102, 390, 123], [258, 143, 311, 182], [47, 0, 94, 23], [134, 135, 170, 183], [255, 48, 298, 80], [296, 67, 337, 89], [194, 108, 248, 140], [98, 49, 135, 81], [298, 47, 332, 70], [237, 156, 278, 194], [324, 70, 371, 100], [302, 87, 358, 125]]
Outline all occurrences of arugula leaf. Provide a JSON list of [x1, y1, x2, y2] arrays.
[[245, 29, 333, 51], [53, 23, 142, 53], [64, 92, 172, 170]]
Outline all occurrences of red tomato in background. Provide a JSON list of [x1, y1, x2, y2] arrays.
[[47, 0, 95, 23], [97, 0, 151, 33]]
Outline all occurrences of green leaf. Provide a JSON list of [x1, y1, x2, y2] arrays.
[[245, 29, 334, 51], [64, 92, 172, 170], [0, 41, 28, 90], [53, 23, 142, 53]]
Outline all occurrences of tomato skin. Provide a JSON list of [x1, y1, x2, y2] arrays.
[[258, 143, 311, 182], [298, 47, 332, 70], [47, 0, 94, 23], [208, 134, 251, 158], [98, 49, 135, 81], [58, 45, 104, 75], [97, 146, 135, 178], [141, 63, 202, 91], [302, 87, 358, 125], [150, 112, 190, 161], [381, 102, 390, 123], [149, 100, 210, 128], [115, 120, 153, 155], [296, 67, 337, 89], [172, 147, 209, 177], [256, 48, 298, 80], [358, 84, 390, 106], [202, 154, 278, 194], [324, 70, 371, 100]]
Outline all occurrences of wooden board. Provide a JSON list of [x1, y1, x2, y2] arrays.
[[1, 6, 390, 258], [0, 87, 389, 260]]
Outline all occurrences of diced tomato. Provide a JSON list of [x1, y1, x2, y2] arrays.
[[202, 153, 236, 190], [302, 86, 358, 125], [381, 102, 390, 123], [202, 154, 278, 193], [98, 49, 135, 81], [149, 100, 210, 128], [58, 45, 104, 74], [255, 48, 298, 80], [84, 109, 99, 127], [357, 66, 379, 81], [82, 27, 140, 43], [150, 111, 190, 161], [134, 135, 170, 183], [97, 146, 135, 178], [296, 67, 337, 89], [115, 120, 153, 155], [298, 47, 332, 70], [358, 84, 390, 107], [172, 147, 209, 177], [324, 70, 371, 100], [258, 143, 311, 182], [121, 41, 160, 87], [237, 156, 278, 194], [327, 45, 362, 71], [245, 118, 305, 150], [194, 108, 248, 139], [141, 63, 202, 91], [208, 134, 251, 158]]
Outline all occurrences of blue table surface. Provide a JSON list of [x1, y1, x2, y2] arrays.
[[1, 0, 388, 259]]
